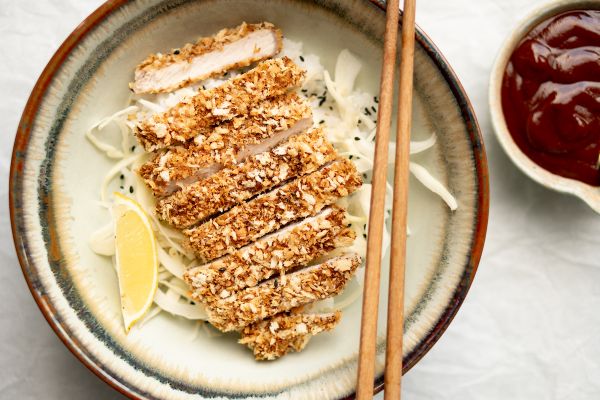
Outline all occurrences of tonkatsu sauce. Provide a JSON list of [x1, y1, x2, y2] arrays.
[[501, 10, 600, 186]]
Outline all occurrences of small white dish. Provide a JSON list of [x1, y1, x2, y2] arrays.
[[489, 0, 600, 213]]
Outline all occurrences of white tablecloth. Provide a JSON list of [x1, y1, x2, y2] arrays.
[[1, 1, 599, 399]]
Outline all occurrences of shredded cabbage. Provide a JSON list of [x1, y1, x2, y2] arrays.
[[334, 50, 363, 96], [154, 287, 209, 320], [409, 132, 437, 154], [409, 162, 458, 210], [88, 222, 115, 256], [157, 247, 186, 280], [87, 41, 458, 330]]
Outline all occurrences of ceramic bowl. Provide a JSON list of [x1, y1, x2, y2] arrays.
[[10, 0, 488, 398], [489, 0, 600, 213]]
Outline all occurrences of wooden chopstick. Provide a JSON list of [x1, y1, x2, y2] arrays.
[[356, 0, 417, 398], [355, 0, 400, 399], [385, 0, 417, 399]]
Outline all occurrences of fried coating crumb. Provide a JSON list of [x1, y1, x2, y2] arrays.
[[239, 310, 341, 360]]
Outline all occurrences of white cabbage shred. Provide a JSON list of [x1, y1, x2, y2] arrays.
[[87, 40, 457, 331]]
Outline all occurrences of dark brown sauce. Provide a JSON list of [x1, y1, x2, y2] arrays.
[[501, 10, 600, 186]]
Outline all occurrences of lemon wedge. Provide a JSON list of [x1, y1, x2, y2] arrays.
[[113, 192, 158, 332]]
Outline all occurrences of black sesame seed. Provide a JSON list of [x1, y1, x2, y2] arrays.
[[363, 234, 367, 238], [349, 155, 354, 160], [356, 156, 360, 160], [363, 173, 368, 179], [274, 279, 279, 288], [224, 72, 228, 77], [371, 106, 377, 113], [354, 137, 360, 141], [119, 186, 124, 190], [173, 49, 180, 55], [131, 145, 136, 152], [120, 174, 124, 180], [219, 267, 226, 273], [363, 224, 366, 230], [318, 97, 326, 106], [299, 55, 305, 62], [310, 92, 317, 97], [129, 186, 134, 193], [190, 301, 195, 305], [301, 89, 308, 93], [364, 107, 372, 116], [374, 96, 379, 103], [319, 120, 325, 124], [329, 106, 333, 111], [202, 85, 206, 90]]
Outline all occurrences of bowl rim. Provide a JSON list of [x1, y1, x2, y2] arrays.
[[9, 0, 489, 398], [488, 0, 600, 213]]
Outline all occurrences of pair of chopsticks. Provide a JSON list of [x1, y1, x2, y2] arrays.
[[356, 0, 417, 399]]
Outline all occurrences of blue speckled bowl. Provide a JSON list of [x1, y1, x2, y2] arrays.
[[10, 0, 488, 398]]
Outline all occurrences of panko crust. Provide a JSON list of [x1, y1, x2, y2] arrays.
[[239, 310, 341, 360], [206, 254, 361, 332], [131, 22, 283, 94], [156, 128, 336, 228], [184, 206, 355, 302], [138, 93, 311, 196], [183, 158, 362, 260], [135, 57, 305, 151]]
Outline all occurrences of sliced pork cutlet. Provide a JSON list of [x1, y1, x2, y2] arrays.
[[184, 206, 356, 303], [206, 253, 361, 332], [156, 128, 336, 229], [239, 310, 341, 360], [138, 93, 312, 197], [183, 158, 362, 261], [131, 22, 283, 94], [135, 57, 305, 151]]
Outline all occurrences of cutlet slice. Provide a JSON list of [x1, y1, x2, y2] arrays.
[[239, 311, 341, 360], [184, 207, 356, 302], [131, 22, 283, 94], [156, 128, 336, 228], [135, 57, 305, 151], [138, 93, 312, 197], [183, 158, 362, 260], [206, 253, 360, 332]]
